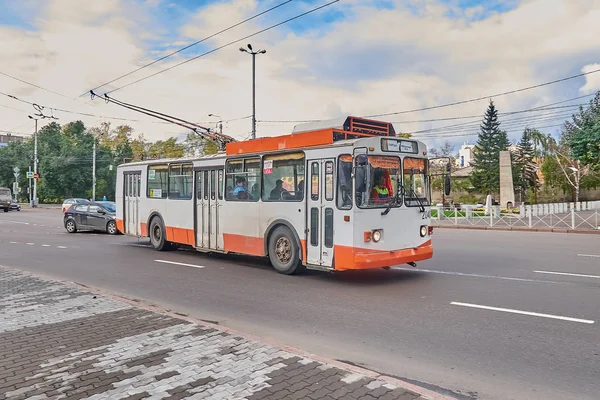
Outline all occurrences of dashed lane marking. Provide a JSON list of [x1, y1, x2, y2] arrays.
[[1, 241, 67, 249], [450, 301, 594, 324], [535, 270, 600, 279], [154, 259, 205, 269], [577, 254, 600, 258]]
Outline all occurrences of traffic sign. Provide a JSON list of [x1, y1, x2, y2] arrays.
[[33, 173, 39, 179], [26, 171, 34, 178]]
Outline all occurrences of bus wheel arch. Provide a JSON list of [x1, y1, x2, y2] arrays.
[[265, 222, 304, 275], [148, 214, 173, 251]]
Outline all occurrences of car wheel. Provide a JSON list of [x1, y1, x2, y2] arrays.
[[65, 219, 77, 233], [3, 208, 7, 213], [106, 220, 118, 235], [149, 217, 173, 251], [268, 226, 304, 275]]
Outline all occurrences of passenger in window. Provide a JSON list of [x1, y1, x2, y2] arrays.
[[233, 176, 247, 199], [269, 179, 288, 200], [370, 172, 389, 202]]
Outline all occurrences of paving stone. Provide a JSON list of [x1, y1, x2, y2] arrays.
[[0, 267, 427, 400]]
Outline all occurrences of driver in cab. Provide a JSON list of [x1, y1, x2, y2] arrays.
[[370, 172, 389, 204]]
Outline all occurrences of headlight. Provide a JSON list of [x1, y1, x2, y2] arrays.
[[372, 230, 382, 242], [420, 225, 427, 237]]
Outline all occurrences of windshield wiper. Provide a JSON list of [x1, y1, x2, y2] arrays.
[[381, 185, 403, 216], [408, 187, 426, 213]]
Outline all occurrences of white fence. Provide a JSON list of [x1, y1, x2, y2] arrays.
[[432, 200, 600, 231]]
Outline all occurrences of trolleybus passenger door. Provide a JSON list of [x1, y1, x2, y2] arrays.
[[196, 170, 208, 249], [208, 168, 224, 250], [124, 172, 141, 236], [306, 159, 336, 268]]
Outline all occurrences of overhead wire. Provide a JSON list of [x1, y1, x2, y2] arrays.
[[85, 0, 294, 95], [104, 0, 340, 94]]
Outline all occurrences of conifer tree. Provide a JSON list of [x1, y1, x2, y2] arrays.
[[470, 100, 510, 196]]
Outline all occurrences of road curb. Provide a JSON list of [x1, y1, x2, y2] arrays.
[[1, 264, 459, 400], [433, 225, 600, 235]]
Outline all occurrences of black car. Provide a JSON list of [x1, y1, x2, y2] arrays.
[[64, 201, 120, 235], [9, 200, 21, 211]]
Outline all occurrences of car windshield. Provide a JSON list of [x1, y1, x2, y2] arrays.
[[403, 157, 431, 206], [355, 155, 401, 208], [98, 202, 116, 212]]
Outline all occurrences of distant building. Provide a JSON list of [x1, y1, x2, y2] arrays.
[[0, 134, 25, 148], [456, 142, 475, 167]]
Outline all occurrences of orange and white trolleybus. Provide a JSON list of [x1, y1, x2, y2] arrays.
[[116, 116, 438, 275]]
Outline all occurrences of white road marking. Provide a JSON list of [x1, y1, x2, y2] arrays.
[[42, 244, 51, 247], [56, 246, 67, 249], [534, 270, 600, 279], [450, 301, 594, 324], [25, 243, 35, 245], [155, 259, 205, 269], [392, 267, 565, 285], [577, 254, 600, 258], [9, 241, 18, 244], [1, 221, 29, 225]]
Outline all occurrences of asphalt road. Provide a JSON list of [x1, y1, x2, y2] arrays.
[[1, 208, 599, 400]]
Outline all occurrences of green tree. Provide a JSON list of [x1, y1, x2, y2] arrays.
[[512, 128, 538, 202], [470, 100, 510, 196], [564, 92, 600, 169], [147, 137, 184, 159], [183, 132, 218, 157]]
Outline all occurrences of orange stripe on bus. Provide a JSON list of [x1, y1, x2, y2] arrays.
[[300, 239, 307, 263], [223, 233, 265, 256], [116, 219, 124, 233], [140, 222, 148, 236], [164, 226, 195, 246], [334, 240, 433, 271]]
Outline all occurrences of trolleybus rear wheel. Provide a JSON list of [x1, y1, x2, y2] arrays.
[[268, 226, 303, 275]]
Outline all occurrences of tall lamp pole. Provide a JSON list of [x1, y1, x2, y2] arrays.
[[208, 113, 223, 135], [28, 115, 39, 208], [239, 44, 266, 140]]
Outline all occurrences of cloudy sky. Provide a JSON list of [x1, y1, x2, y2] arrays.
[[1, 0, 599, 152]]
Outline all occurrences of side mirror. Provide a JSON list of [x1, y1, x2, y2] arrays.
[[97, 209, 106, 214], [355, 165, 367, 192], [444, 175, 451, 196]]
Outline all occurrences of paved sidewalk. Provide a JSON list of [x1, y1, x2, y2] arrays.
[[0, 266, 441, 400]]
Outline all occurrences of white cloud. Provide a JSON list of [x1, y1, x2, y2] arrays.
[[1, 0, 600, 150], [579, 63, 600, 94]]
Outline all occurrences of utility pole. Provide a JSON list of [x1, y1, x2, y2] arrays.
[[28, 166, 32, 205], [92, 136, 96, 201], [239, 44, 266, 140]]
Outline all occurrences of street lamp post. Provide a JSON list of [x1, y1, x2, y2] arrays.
[[239, 44, 266, 140], [208, 113, 223, 136], [28, 115, 39, 208]]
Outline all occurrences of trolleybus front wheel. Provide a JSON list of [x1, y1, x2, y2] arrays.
[[268, 226, 304, 275]]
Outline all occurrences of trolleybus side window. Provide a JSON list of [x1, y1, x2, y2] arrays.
[[168, 163, 193, 199], [218, 170, 224, 200], [225, 157, 260, 201], [147, 164, 168, 199], [262, 152, 305, 202], [337, 154, 353, 209]]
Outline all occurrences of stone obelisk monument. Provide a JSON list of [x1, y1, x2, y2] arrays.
[[499, 151, 515, 208]]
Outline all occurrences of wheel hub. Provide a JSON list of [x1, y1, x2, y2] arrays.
[[275, 237, 292, 264]]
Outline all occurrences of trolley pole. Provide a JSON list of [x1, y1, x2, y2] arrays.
[[92, 137, 96, 201]]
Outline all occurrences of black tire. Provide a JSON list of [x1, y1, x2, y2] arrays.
[[268, 226, 303, 275], [106, 220, 118, 235], [3, 208, 7, 213], [149, 217, 172, 251], [65, 218, 77, 233]]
